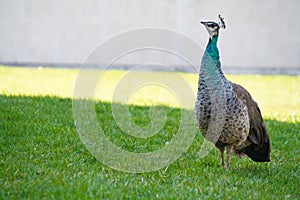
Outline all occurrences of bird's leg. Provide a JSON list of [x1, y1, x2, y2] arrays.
[[226, 145, 233, 169], [220, 147, 225, 168]]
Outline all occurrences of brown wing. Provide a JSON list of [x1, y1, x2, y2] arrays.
[[232, 83, 270, 162]]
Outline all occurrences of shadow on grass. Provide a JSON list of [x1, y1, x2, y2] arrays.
[[1, 94, 299, 198]]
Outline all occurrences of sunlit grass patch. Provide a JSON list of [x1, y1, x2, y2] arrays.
[[1, 65, 299, 115]]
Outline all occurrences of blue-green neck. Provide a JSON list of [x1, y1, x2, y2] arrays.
[[200, 35, 224, 77]]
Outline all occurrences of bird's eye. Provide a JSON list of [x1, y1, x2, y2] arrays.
[[207, 22, 217, 28]]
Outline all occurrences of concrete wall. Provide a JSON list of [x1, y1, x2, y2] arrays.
[[0, 0, 299, 70]]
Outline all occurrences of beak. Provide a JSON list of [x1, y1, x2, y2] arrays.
[[200, 21, 206, 25]]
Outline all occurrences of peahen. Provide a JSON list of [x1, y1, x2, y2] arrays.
[[195, 15, 270, 168]]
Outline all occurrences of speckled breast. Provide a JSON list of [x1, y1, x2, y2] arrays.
[[195, 78, 250, 145]]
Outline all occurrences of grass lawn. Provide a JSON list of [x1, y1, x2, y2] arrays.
[[0, 66, 299, 199]]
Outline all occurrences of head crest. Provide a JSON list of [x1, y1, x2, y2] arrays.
[[218, 14, 226, 29]]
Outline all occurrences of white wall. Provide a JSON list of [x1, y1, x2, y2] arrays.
[[0, 0, 299, 69]]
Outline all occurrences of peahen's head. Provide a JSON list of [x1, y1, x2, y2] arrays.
[[201, 15, 226, 38]]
